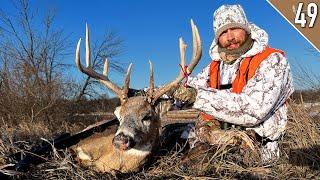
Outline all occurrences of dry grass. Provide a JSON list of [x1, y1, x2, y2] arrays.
[[0, 101, 319, 179]]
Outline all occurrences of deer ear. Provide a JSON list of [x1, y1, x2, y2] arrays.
[[114, 106, 122, 120]]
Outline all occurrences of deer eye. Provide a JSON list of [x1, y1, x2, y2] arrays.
[[142, 115, 151, 121]]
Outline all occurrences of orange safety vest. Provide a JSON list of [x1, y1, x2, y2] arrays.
[[201, 47, 285, 121]]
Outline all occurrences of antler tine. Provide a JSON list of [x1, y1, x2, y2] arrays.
[[148, 60, 154, 102], [85, 23, 91, 67], [187, 19, 202, 72], [101, 59, 128, 104], [76, 38, 84, 71], [103, 58, 109, 76], [122, 63, 132, 101], [179, 37, 187, 75], [151, 20, 202, 104], [76, 24, 125, 104]]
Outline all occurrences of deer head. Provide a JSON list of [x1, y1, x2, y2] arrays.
[[75, 20, 201, 152]]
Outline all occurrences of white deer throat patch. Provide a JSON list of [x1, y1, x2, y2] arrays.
[[125, 144, 152, 156]]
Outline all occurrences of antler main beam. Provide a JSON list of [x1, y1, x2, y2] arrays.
[[150, 19, 202, 104], [76, 23, 132, 104]]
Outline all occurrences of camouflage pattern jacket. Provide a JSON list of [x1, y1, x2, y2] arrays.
[[187, 23, 294, 141]]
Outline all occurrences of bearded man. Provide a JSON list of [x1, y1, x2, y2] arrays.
[[175, 4, 294, 164]]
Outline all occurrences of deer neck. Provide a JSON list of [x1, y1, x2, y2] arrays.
[[124, 143, 152, 157]]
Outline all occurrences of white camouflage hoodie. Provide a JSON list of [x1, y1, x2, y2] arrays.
[[186, 23, 294, 161]]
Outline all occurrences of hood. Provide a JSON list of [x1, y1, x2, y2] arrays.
[[209, 23, 269, 61]]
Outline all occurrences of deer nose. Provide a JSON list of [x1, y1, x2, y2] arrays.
[[112, 133, 135, 151]]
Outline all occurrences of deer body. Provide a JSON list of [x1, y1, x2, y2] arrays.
[[72, 20, 202, 173]]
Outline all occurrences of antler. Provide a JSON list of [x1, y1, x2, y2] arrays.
[[150, 19, 202, 104], [148, 60, 155, 103], [76, 23, 132, 104]]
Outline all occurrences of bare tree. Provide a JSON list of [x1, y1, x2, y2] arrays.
[[0, 0, 125, 125], [306, 47, 320, 59], [0, 0, 71, 123], [292, 48, 320, 90], [291, 49, 320, 103]]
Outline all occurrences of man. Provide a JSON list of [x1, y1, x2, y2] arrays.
[[175, 4, 294, 164]]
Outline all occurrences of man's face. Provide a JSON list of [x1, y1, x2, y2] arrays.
[[218, 28, 247, 50]]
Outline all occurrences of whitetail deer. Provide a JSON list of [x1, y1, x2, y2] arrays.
[[71, 20, 202, 173]]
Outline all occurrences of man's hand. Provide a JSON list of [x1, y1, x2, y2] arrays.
[[186, 67, 191, 75], [172, 84, 197, 104]]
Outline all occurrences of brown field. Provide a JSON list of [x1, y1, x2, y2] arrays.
[[0, 98, 319, 179]]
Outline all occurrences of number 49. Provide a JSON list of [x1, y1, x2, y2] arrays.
[[294, 2, 318, 28]]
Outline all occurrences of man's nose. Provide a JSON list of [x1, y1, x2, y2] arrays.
[[225, 29, 234, 41]]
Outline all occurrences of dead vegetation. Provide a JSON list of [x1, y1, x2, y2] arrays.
[[0, 99, 319, 179]]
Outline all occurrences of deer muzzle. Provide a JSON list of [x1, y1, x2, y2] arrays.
[[112, 132, 135, 151]]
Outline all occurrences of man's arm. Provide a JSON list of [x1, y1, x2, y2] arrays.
[[187, 64, 210, 89], [191, 52, 294, 127]]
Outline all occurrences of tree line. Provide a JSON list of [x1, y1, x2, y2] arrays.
[[0, 0, 124, 126]]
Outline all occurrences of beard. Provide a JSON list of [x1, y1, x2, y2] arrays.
[[218, 34, 254, 64]]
